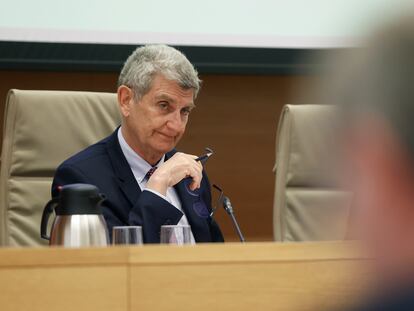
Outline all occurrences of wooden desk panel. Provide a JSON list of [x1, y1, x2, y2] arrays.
[[0, 266, 128, 311], [132, 261, 364, 311], [129, 242, 369, 311], [0, 242, 370, 311]]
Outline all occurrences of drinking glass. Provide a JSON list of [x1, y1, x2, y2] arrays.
[[112, 226, 143, 245], [160, 225, 191, 245]]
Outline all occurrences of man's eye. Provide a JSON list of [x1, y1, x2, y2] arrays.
[[181, 109, 191, 116], [159, 102, 169, 110]]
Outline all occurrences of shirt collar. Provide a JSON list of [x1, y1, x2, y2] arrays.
[[117, 127, 165, 184]]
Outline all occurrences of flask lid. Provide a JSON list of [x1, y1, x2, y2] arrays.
[[56, 183, 104, 215]]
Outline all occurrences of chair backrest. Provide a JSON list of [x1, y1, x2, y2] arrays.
[[273, 104, 352, 241], [0, 90, 121, 246]]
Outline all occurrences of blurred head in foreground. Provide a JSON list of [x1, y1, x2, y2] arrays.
[[333, 15, 414, 297]]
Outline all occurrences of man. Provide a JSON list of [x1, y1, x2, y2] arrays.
[[329, 16, 414, 310], [52, 45, 224, 243]]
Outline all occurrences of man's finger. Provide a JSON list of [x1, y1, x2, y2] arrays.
[[188, 166, 202, 190]]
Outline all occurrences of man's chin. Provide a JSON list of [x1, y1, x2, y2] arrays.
[[152, 142, 177, 155]]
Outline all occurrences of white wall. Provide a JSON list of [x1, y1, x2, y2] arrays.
[[0, 0, 413, 48]]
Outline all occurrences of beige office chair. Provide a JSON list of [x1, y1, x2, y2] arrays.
[[273, 104, 353, 241], [0, 90, 121, 247]]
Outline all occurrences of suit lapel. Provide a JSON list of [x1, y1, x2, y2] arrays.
[[165, 151, 211, 242], [105, 128, 141, 205], [174, 180, 211, 242]]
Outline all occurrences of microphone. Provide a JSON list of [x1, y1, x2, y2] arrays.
[[211, 184, 246, 243], [222, 196, 246, 243]]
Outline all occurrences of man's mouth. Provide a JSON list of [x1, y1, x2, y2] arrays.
[[156, 131, 176, 140]]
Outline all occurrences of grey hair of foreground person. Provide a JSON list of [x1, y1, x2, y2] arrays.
[[327, 16, 414, 156]]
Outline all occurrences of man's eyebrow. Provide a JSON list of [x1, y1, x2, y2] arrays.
[[186, 102, 196, 109], [155, 94, 176, 103], [155, 94, 196, 109]]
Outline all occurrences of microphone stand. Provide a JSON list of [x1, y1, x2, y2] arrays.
[[211, 184, 246, 243], [222, 196, 246, 243]]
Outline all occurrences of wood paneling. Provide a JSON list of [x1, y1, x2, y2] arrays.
[[0, 266, 128, 311], [0, 243, 370, 311], [0, 71, 314, 242], [131, 261, 363, 311]]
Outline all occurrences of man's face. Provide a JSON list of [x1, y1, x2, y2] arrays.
[[119, 74, 195, 161]]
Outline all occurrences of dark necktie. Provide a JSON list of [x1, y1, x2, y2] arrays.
[[144, 166, 157, 181]]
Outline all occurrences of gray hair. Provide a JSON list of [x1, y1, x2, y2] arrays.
[[330, 15, 414, 156], [118, 44, 201, 100]]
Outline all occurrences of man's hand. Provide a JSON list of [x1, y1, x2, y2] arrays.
[[146, 152, 203, 196]]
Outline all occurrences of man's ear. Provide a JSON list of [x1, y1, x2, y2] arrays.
[[117, 85, 134, 117]]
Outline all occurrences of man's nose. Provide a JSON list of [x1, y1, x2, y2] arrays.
[[166, 111, 184, 132]]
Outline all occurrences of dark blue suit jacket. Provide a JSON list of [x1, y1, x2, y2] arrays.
[[52, 129, 224, 243]]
